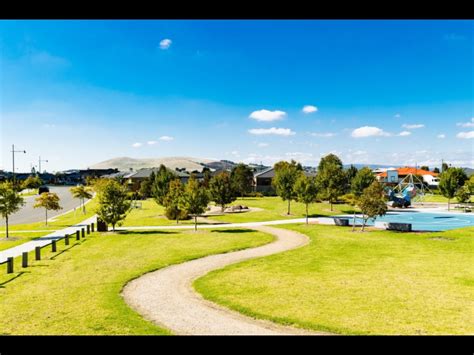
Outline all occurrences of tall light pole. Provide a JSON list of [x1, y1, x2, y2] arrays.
[[11, 144, 26, 185], [39, 156, 48, 174]]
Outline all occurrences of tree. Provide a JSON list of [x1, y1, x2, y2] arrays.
[[420, 166, 429, 172], [294, 174, 318, 224], [209, 171, 236, 212], [272, 160, 303, 215], [442, 162, 449, 172], [139, 171, 154, 199], [344, 165, 358, 193], [467, 175, 474, 194], [180, 176, 210, 231], [70, 185, 93, 214], [357, 181, 387, 232], [151, 165, 175, 206], [0, 182, 25, 238], [455, 185, 471, 204], [231, 163, 254, 198], [22, 175, 43, 190], [315, 154, 346, 211], [34, 192, 62, 226], [439, 167, 468, 211], [163, 179, 188, 223], [96, 180, 131, 232], [201, 167, 212, 189], [433, 167, 440, 174], [349, 167, 376, 231]]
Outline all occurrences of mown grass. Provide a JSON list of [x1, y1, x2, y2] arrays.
[[0, 228, 273, 335], [122, 199, 196, 226], [0, 232, 50, 251], [195, 224, 474, 335]]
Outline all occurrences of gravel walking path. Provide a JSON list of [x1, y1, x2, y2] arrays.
[[122, 225, 322, 335]]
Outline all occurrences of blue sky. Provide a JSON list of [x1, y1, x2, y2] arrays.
[[1, 20, 473, 172]]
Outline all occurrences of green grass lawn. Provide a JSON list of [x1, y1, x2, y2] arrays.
[[195, 224, 474, 335], [210, 197, 356, 223], [122, 199, 196, 226], [0, 228, 273, 335]]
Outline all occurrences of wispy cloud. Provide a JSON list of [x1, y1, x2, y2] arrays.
[[132, 142, 142, 148], [394, 113, 401, 118], [249, 109, 286, 122], [398, 131, 411, 136], [437, 134, 446, 139], [147, 141, 157, 145], [456, 118, 474, 128], [159, 39, 172, 50], [457, 131, 474, 139], [302, 105, 318, 114], [402, 123, 425, 129], [159, 136, 174, 141], [248, 127, 295, 136], [310, 132, 336, 138], [351, 126, 390, 138], [257, 142, 269, 147]]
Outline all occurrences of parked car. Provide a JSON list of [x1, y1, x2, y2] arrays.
[[38, 186, 50, 194]]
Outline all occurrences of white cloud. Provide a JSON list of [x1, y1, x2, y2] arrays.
[[249, 109, 287, 122], [394, 113, 401, 118], [437, 134, 446, 139], [257, 142, 269, 147], [302, 105, 318, 114], [351, 126, 390, 138], [159, 39, 172, 50], [248, 127, 295, 136], [398, 131, 411, 136], [456, 118, 474, 128], [159, 136, 174, 141], [310, 132, 336, 138], [147, 141, 157, 145], [457, 131, 474, 139], [402, 123, 425, 129], [132, 142, 142, 148]]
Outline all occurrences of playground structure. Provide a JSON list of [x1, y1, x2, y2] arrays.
[[384, 173, 433, 208]]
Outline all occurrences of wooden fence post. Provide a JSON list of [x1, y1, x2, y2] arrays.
[[91, 223, 95, 232], [76, 230, 80, 241], [81, 228, 85, 239], [87, 225, 90, 234], [65, 234, 70, 245], [7, 257, 13, 274], [52, 240, 57, 252], [22, 252, 28, 268], [35, 246, 41, 260]]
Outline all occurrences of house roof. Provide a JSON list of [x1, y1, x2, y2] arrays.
[[254, 167, 316, 179], [377, 167, 438, 178]]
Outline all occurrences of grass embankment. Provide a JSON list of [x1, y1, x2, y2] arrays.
[[195, 224, 474, 335], [0, 228, 273, 335], [0, 198, 97, 251], [122, 199, 196, 226]]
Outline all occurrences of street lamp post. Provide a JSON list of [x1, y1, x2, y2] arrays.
[[39, 156, 48, 174], [11, 144, 26, 185]]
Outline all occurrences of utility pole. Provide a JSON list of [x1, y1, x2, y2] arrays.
[[39, 156, 48, 174], [11, 144, 26, 185]]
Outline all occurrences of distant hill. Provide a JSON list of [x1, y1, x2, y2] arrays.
[[343, 164, 402, 170], [89, 156, 218, 172], [463, 167, 474, 177]]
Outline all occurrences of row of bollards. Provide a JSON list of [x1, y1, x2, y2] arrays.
[[5, 222, 95, 274]]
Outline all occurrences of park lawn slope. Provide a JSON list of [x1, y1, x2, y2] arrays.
[[122, 199, 196, 226], [0, 228, 273, 335], [0, 231, 50, 251], [210, 197, 355, 223], [195, 224, 474, 335]]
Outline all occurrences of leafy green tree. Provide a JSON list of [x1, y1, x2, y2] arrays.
[[439, 167, 468, 210], [231, 163, 254, 198], [467, 175, 474, 194], [0, 182, 25, 238], [70, 185, 93, 214], [316, 154, 346, 211], [139, 171, 154, 199], [201, 167, 212, 189], [420, 166, 429, 172], [151, 165, 175, 206], [209, 171, 237, 212], [433, 167, 440, 174], [163, 179, 188, 223], [96, 180, 131, 231], [180, 176, 210, 231], [294, 174, 318, 224], [272, 160, 303, 215], [349, 167, 376, 231], [34, 192, 62, 226], [344, 165, 358, 193], [442, 162, 449, 172], [22, 175, 43, 190], [357, 181, 387, 232], [455, 185, 471, 204]]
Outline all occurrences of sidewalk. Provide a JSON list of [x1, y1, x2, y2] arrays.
[[0, 216, 97, 264]]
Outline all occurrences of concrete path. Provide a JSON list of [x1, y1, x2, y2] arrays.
[[122, 225, 322, 335], [0, 216, 97, 264]]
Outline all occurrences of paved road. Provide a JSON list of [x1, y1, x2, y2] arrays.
[[0, 185, 89, 227], [122, 225, 321, 335]]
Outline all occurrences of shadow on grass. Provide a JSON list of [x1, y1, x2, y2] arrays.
[[211, 229, 254, 234], [0, 271, 27, 288], [115, 230, 178, 236], [50, 242, 82, 260]]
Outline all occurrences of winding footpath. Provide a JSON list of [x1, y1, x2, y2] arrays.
[[122, 225, 323, 335]]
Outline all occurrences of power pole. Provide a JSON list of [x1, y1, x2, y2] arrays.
[[11, 144, 26, 185], [39, 156, 48, 174]]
